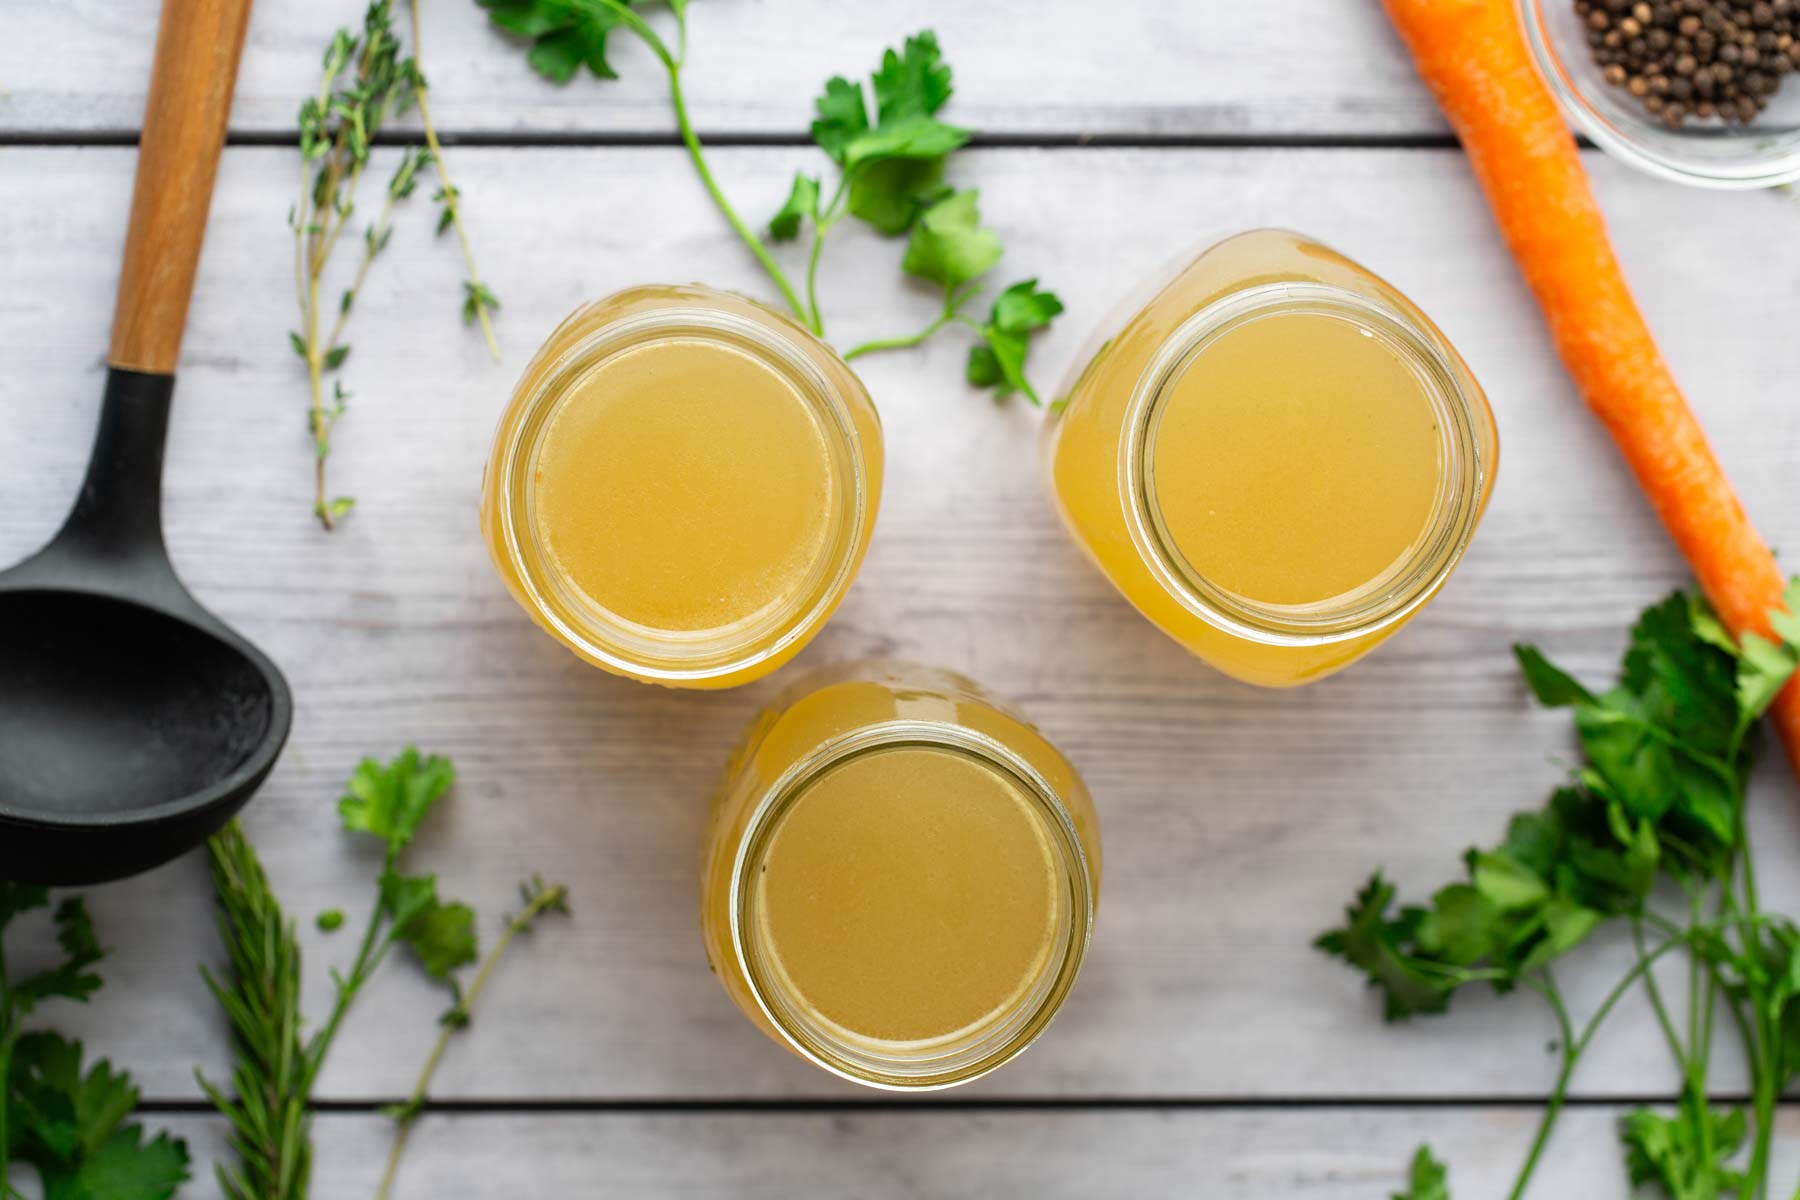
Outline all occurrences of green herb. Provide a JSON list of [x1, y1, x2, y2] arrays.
[[1320, 581, 1800, 1200], [474, 5, 1063, 402], [374, 875, 569, 1200], [199, 824, 311, 1200], [1394, 1145, 1451, 1200], [475, 0, 649, 82], [0, 887, 189, 1200], [407, 0, 501, 354], [294, 1, 497, 532], [201, 750, 566, 1200]]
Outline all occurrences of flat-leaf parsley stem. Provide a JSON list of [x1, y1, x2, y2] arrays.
[[581, 0, 810, 329], [667, 65, 811, 328]]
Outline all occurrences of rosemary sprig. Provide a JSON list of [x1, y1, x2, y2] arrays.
[[374, 875, 570, 1200], [294, 1, 499, 531], [198, 824, 311, 1200]]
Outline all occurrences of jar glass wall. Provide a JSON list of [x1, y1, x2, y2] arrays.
[[701, 662, 1101, 1090], [481, 285, 884, 689], [1044, 229, 1498, 687]]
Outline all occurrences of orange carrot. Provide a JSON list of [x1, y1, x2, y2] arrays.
[[1379, 0, 1800, 775]]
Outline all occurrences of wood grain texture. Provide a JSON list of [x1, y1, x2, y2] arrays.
[[0, 0, 1446, 139], [107, 0, 253, 373], [2, 146, 1798, 1114], [129, 1107, 1800, 1197]]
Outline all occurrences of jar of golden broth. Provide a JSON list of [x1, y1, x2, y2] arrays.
[[1044, 229, 1498, 687], [480, 285, 883, 688], [702, 662, 1101, 1089]]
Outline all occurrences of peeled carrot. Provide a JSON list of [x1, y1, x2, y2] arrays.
[[1378, 0, 1800, 775]]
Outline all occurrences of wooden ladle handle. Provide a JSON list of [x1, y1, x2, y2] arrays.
[[108, 0, 255, 375]]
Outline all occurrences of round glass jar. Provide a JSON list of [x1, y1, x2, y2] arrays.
[[480, 285, 883, 689], [1044, 229, 1499, 688], [701, 662, 1101, 1090]]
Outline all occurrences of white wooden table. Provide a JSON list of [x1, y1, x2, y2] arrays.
[[5, 2, 1800, 1195]]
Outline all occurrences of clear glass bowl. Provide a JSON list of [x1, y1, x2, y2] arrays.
[[1519, 0, 1800, 188]]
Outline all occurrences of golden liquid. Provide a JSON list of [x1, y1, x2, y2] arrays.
[[702, 663, 1102, 1087], [533, 338, 834, 634], [755, 746, 1061, 1045], [1150, 311, 1441, 607], [480, 285, 884, 689], [1045, 229, 1497, 687]]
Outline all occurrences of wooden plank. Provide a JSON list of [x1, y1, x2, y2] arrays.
[[2, 144, 1798, 1103], [0, 0, 1445, 138], [131, 1107, 1800, 1197]]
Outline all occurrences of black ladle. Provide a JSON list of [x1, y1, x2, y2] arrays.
[[0, 0, 289, 885]]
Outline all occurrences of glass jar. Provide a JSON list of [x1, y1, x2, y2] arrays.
[[701, 662, 1101, 1090], [1044, 229, 1498, 687], [480, 285, 883, 689]]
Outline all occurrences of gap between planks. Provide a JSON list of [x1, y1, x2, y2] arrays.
[[0, 130, 1511, 151], [133, 1095, 1800, 1116]]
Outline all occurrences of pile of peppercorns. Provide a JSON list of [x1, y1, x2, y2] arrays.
[[1574, 0, 1798, 127]]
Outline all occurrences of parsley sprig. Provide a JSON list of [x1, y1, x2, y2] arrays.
[[201, 750, 568, 1200], [1319, 582, 1800, 1199], [0, 887, 189, 1200], [294, 1, 499, 531], [474, 3, 1063, 402]]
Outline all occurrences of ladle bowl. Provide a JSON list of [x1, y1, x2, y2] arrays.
[[0, 0, 285, 884]]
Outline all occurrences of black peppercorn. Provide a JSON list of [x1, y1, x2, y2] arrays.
[[1577, 0, 1794, 124]]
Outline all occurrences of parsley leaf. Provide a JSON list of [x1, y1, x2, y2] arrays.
[[0, 884, 50, 931], [1314, 874, 1456, 1020], [8, 1032, 189, 1200], [812, 30, 967, 177], [811, 77, 871, 165], [380, 871, 479, 980], [768, 173, 820, 242], [1516, 595, 1753, 876], [401, 900, 479, 980], [1513, 644, 1597, 707], [1734, 579, 1800, 720], [338, 747, 457, 857], [14, 898, 103, 1013], [51, 1127, 191, 1200], [871, 30, 953, 122], [1620, 1097, 1747, 1200], [1393, 1145, 1451, 1200], [477, 0, 648, 83], [843, 114, 970, 170], [968, 279, 1064, 404], [847, 156, 949, 235], [801, 29, 966, 244], [902, 190, 1003, 289]]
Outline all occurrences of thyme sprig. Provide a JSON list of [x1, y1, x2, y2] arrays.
[[408, 0, 501, 357], [294, 1, 499, 531]]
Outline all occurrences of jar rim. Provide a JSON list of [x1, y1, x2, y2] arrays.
[[490, 303, 870, 684], [1118, 280, 1490, 647], [727, 720, 1096, 1090]]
